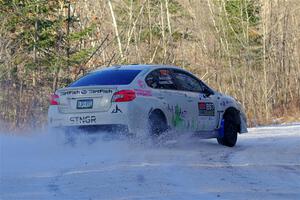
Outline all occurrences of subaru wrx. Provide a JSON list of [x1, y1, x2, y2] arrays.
[[48, 64, 247, 147]]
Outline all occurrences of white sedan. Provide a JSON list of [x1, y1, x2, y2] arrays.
[[48, 64, 247, 147]]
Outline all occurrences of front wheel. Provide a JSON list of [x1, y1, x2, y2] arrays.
[[217, 111, 239, 147]]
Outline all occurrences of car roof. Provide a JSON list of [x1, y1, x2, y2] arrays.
[[94, 64, 183, 72]]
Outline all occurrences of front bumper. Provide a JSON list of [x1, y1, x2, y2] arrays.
[[239, 112, 248, 133]]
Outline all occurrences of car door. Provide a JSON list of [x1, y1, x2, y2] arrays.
[[172, 70, 218, 131], [145, 69, 191, 131]]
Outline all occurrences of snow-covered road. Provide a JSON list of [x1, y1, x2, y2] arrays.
[[1, 125, 300, 200]]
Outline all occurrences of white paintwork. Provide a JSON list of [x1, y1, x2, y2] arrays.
[[48, 64, 248, 136]]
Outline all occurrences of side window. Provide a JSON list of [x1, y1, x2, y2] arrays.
[[145, 69, 177, 90], [173, 71, 203, 92]]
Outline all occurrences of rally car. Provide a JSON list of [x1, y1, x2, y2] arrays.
[[48, 64, 247, 147]]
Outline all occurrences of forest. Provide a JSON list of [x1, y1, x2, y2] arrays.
[[0, 0, 299, 130]]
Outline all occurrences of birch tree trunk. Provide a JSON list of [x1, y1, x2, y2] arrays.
[[108, 0, 123, 59]]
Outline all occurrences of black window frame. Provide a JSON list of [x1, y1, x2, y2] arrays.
[[145, 68, 214, 95], [171, 69, 204, 93], [145, 68, 177, 90], [172, 69, 215, 95]]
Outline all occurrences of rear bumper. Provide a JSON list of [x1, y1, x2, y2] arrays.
[[61, 124, 129, 134], [48, 105, 131, 131]]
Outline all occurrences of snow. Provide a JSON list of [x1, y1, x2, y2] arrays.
[[1, 125, 300, 200]]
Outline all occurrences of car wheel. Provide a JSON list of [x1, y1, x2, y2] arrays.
[[148, 110, 168, 138], [217, 110, 239, 147]]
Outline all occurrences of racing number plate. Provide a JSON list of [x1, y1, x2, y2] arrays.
[[77, 99, 93, 109]]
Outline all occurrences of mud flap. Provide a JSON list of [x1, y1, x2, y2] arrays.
[[218, 119, 225, 138]]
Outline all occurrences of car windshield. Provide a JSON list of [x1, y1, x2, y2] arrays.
[[69, 69, 141, 87]]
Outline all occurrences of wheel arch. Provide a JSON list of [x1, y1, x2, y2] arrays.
[[148, 108, 168, 125]]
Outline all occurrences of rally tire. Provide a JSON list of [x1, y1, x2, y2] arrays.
[[148, 110, 168, 138], [217, 110, 239, 147]]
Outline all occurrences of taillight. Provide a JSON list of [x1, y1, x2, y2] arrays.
[[112, 90, 136, 102], [50, 94, 59, 105]]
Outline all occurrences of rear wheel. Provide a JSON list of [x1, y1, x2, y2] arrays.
[[148, 110, 168, 139], [217, 109, 240, 147]]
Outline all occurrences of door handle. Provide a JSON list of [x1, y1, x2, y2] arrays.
[[157, 96, 164, 100]]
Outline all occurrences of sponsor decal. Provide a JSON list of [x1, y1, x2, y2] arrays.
[[172, 105, 184, 127], [61, 89, 113, 96], [111, 105, 122, 113], [89, 89, 113, 94], [137, 79, 146, 88], [220, 101, 226, 107], [134, 89, 152, 96], [159, 69, 170, 76], [158, 74, 173, 85], [70, 116, 96, 124], [81, 90, 88, 94], [168, 104, 196, 130], [167, 104, 174, 112], [167, 104, 187, 127], [167, 104, 187, 117], [157, 70, 173, 85], [199, 93, 205, 100], [198, 102, 215, 116], [220, 99, 233, 107]]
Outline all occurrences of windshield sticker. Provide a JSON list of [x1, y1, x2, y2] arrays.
[[60, 89, 113, 96], [198, 102, 215, 116], [158, 72, 173, 85], [159, 70, 169, 76]]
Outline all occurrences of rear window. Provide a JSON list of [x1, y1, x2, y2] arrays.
[[69, 69, 141, 87]]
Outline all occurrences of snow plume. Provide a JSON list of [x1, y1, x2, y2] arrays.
[[1, 125, 300, 200], [0, 127, 199, 178], [0, 127, 135, 178]]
